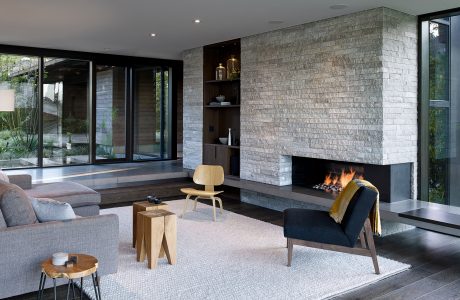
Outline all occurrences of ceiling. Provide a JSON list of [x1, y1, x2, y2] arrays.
[[0, 0, 458, 60]]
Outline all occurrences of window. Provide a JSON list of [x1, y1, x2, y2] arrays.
[[96, 65, 127, 160], [421, 14, 460, 206], [0, 54, 39, 168], [133, 67, 172, 160], [42, 58, 90, 166]]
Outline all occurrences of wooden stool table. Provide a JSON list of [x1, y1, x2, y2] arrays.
[[38, 253, 101, 300], [132, 201, 168, 247], [136, 209, 177, 269]]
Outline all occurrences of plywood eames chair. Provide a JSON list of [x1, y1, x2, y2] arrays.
[[180, 165, 224, 221]]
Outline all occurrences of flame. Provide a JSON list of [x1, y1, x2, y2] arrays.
[[322, 167, 364, 191]]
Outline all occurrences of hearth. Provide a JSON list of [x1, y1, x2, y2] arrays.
[[292, 157, 411, 203]]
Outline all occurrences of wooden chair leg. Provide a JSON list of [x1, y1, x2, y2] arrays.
[[211, 197, 217, 221], [181, 194, 191, 218], [287, 238, 293, 267], [193, 196, 200, 211], [364, 218, 380, 274], [359, 230, 367, 249], [215, 197, 223, 214]]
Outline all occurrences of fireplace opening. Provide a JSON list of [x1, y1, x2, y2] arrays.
[[292, 156, 411, 203], [313, 164, 364, 193]]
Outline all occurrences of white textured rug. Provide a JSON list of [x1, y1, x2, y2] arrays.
[[82, 200, 410, 300]]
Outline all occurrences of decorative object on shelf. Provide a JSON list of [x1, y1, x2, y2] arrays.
[[215, 95, 225, 102], [52, 252, 68, 266], [226, 55, 240, 80], [220, 101, 231, 106], [215, 63, 226, 80], [219, 137, 228, 145], [228, 128, 232, 146]]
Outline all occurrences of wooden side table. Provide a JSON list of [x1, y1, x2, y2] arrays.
[[136, 209, 177, 269], [132, 201, 168, 248], [38, 254, 101, 300]]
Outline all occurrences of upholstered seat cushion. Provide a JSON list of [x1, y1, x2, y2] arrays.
[[24, 182, 101, 208], [283, 209, 352, 247], [180, 188, 223, 197]]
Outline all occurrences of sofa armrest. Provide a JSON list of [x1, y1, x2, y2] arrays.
[[0, 214, 119, 299], [7, 174, 32, 190]]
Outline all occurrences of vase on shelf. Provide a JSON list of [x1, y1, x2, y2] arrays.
[[226, 55, 240, 80], [216, 63, 226, 80], [228, 128, 232, 146]]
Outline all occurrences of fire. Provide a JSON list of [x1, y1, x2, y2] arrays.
[[320, 167, 364, 192]]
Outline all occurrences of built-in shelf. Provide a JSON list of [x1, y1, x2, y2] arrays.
[[204, 143, 240, 149], [205, 79, 240, 84], [204, 105, 240, 108]]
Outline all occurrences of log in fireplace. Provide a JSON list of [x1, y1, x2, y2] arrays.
[[291, 157, 411, 203]]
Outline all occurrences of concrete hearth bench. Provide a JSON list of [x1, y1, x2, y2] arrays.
[[8, 174, 101, 216]]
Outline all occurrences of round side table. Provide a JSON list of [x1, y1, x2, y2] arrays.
[[38, 253, 101, 300]]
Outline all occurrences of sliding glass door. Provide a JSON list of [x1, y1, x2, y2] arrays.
[[95, 65, 127, 160], [42, 58, 90, 166], [0, 54, 39, 168], [420, 14, 460, 206], [133, 67, 172, 160]]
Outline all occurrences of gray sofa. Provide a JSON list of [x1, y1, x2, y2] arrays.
[[0, 175, 119, 299], [8, 174, 101, 216]]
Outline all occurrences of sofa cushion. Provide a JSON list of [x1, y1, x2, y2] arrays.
[[0, 169, 9, 183], [31, 198, 77, 222], [0, 209, 7, 229], [24, 182, 101, 208], [0, 184, 38, 227], [283, 208, 352, 247]]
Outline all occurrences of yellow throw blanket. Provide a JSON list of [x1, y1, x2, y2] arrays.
[[329, 179, 381, 235]]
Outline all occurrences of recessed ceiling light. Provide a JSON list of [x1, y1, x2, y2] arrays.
[[150, 33, 156, 37], [330, 4, 348, 10], [194, 19, 201, 23], [268, 20, 284, 25]]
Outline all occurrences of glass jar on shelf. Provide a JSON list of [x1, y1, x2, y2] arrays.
[[215, 63, 226, 80], [226, 55, 240, 80]]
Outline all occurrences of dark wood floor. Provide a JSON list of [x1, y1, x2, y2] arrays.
[[9, 194, 460, 300]]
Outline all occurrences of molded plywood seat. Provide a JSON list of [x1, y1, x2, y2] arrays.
[[180, 165, 224, 221]]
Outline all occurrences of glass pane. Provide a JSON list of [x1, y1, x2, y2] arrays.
[[429, 21, 449, 101], [163, 68, 172, 159], [0, 54, 39, 168], [428, 107, 449, 203], [96, 65, 126, 160], [43, 58, 90, 166]]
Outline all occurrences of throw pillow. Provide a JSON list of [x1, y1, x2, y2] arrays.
[[0, 184, 38, 226], [31, 198, 76, 222], [0, 169, 9, 183], [0, 209, 7, 229]]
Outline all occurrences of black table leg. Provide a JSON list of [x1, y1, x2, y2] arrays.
[[53, 278, 57, 300], [40, 275, 47, 300], [37, 272, 44, 300], [80, 277, 84, 300], [66, 280, 71, 300], [71, 279, 76, 300], [96, 271, 101, 299]]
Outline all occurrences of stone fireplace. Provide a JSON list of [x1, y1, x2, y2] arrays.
[[291, 156, 411, 202]]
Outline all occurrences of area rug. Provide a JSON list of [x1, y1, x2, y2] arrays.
[[81, 200, 410, 299]]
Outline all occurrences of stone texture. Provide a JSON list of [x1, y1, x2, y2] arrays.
[[239, 8, 418, 196], [182, 47, 203, 169]]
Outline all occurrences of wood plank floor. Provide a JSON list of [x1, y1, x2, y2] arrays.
[[9, 195, 460, 300]]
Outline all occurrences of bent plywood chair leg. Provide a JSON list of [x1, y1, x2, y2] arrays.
[[193, 196, 200, 211], [287, 238, 293, 267], [216, 197, 223, 214], [211, 197, 217, 221], [364, 218, 380, 274], [181, 194, 191, 218]]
